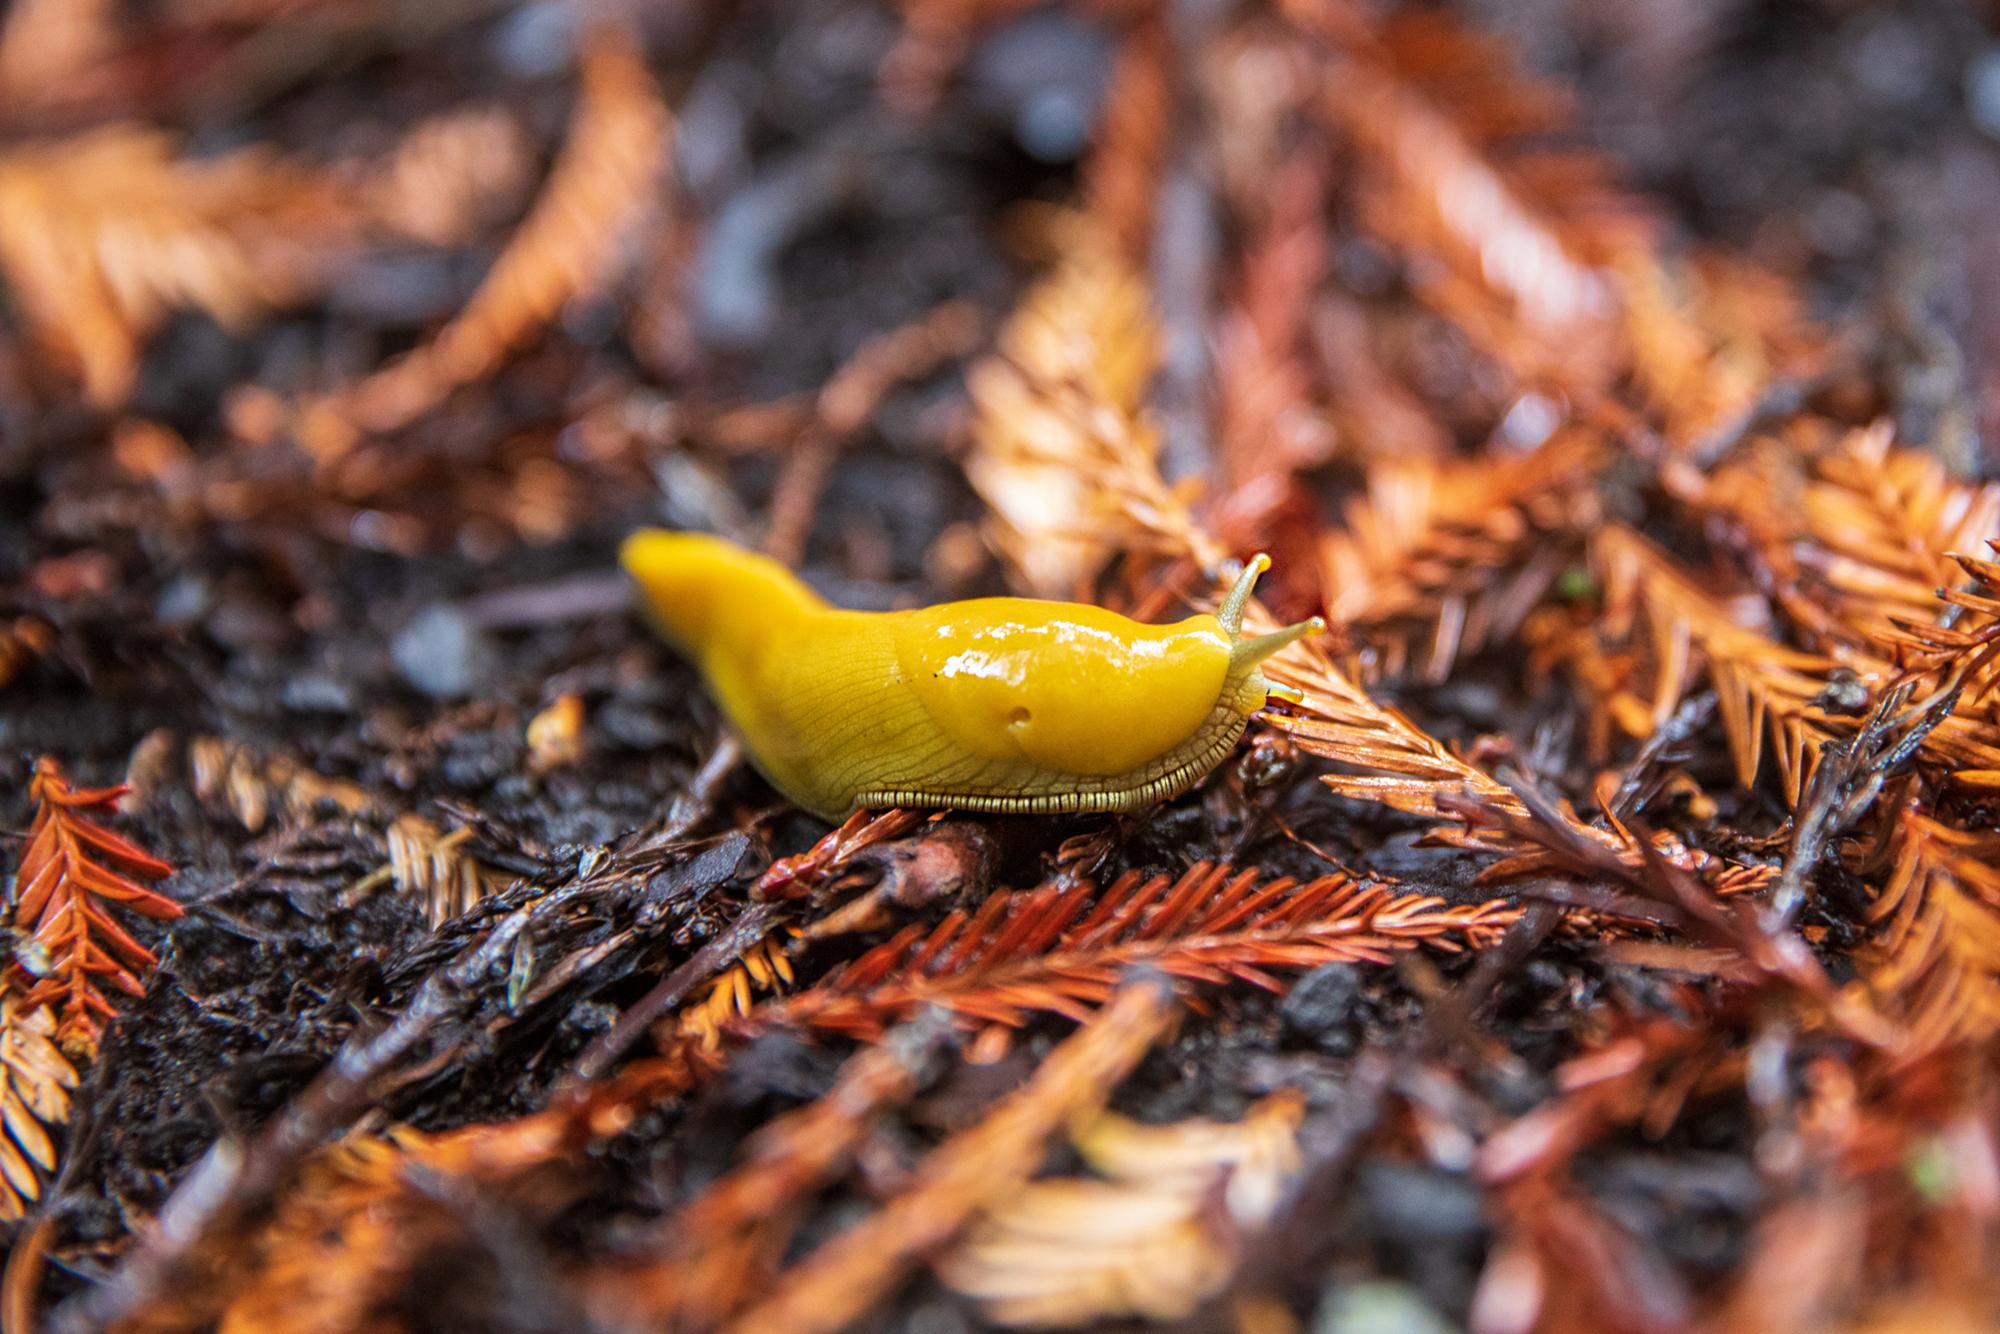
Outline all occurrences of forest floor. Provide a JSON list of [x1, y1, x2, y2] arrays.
[[3, 0, 2000, 1331]]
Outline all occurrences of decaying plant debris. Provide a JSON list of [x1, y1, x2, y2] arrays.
[[3, 0, 2000, 1330]]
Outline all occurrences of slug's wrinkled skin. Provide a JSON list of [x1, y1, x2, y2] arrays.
[[621, 530, 1323, 820]]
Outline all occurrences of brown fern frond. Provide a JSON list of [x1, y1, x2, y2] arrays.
[[292, 32, 669, 462], [1860, 811, 2000, 1055], [1889, 552, 2000, 656], [0, 616, 53, 690], [189, 735, 380, 833], [1686, 423, 2000, 658], [939, 1090, 1304, 1327], [1595, 524, 1849, 805], [1519, 602, 1656, 762], [585, 1019, 947, 1329], [965, 211, 1217, 598], [1290, 2, 1812, 448], [1885, 553, 2000, 734], [0, 123, 346, 403], [1594, 525, 2000, 802], [1320, 426, 1603, 679], [0, 977, 77, 1223], [356, 106, 536, 249], [1288, 1, 1629, 392], [1214, 151, 1334, 491], [10, 756, 180, 1058], [778, 861, 1516, 1044], [1616, 247, 1821, 452], [214, 1116, 590, 1334], [1256, 633, 1530, 823], [728, 979, 1176, 1334], [384, 814, 508, 930], [1081, 12, 1171, 267], [677, 930, 801, 1050], [0, 0, 114, 109]]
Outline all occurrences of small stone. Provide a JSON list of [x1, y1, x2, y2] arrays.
[[283, 672, 357, 714], [1280, 962, 1365, 1054], [597, 698, 678, 749], [392, 605, 498, 700], [1313, 1281, 1456, 1334], [1358, 1162, 1486, 1242], [154, 574, 213, 627], [1971, 47, 2000, 139]]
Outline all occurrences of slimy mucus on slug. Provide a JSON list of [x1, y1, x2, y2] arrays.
[[620, 530, 1323, 820]]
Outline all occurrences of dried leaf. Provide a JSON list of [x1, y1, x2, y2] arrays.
[[1320, 427, 1602, 679], [0, 124, 346, 402], [940, 1090, 1304, 1327], [779, 860, 1516, 1043], [1294, 4, 1629, 392], [358, 106, 536, 248], [1684, 423, 2000, 657], [293, 33, 670, 461], [1860, 811, 2000, 1055], [966, 212, 1215, 598], [189, 735, 379, 833], [0, 978, 76, 1224], [9, 756, 181, 1059], [385, 814, 508, 930], [728, 979, 1177, 1334]]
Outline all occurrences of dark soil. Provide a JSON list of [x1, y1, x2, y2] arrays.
[[2, 0, 1997, 1329]]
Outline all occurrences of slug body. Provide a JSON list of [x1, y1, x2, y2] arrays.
[[622, 530, 1321, 820]]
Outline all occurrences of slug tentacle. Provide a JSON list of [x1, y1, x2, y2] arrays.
[[622, 530, 1324, 819], [1229, 615, 1327, 673], [1217, 553, 1269, 636]]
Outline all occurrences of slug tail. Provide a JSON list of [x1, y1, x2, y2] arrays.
[[621, 529, 824, 658]]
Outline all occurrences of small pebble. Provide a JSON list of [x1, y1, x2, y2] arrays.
[[1280, 962, 1365, 1054], [392, 604, 499, 699], [1313, 1281, 1456, 1334], [1358, 1161, 1487, 1242], [1971, 47, 2000, 139], [283, 672, 357, 714]]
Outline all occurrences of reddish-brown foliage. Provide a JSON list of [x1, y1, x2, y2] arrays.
[[778, 861, 1516, 1046], [4, 3, 2000, 1331], [9, 757, 180, 1058]]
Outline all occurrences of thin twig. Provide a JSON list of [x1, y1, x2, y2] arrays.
[[64, 858, 618, 1331], [568, 898, 779, 1084], [1768, 677, 1959, 930], [727, 976, 1176, 1334]]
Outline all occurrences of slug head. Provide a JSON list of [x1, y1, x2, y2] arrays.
[[895, 554, 1323, 780], [1216, 553, 1324, 710], [620, 529, 825, 660]]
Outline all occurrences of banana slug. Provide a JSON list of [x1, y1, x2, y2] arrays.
[[621, 530, 1323, 820]]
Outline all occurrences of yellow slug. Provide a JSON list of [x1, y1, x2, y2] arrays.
[[621, 530, 1323, 820]]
